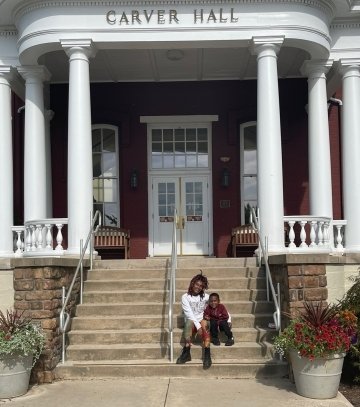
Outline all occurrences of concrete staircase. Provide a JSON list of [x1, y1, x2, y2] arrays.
[[55, 257, 287, 379]]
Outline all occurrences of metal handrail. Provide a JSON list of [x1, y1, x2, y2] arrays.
[[59, 210, 102, 363], [168, 209, 178, 362], [250, 207, 281, 331]]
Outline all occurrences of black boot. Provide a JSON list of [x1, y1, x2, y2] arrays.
[[176, 346, 191, 364], [203, 347, 212, 369]]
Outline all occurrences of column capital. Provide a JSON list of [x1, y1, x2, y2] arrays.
[[300, 60, 333, 79], [61, 39, 97, 59], [17, 65, 51, 83], [339, 59, 360, 78], [250, 36, 284, 56], [0, 66, 15, 86]]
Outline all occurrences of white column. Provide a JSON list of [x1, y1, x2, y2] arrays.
[[45, 109, 54, 218], [61, 40, 96, 254], [18, 66, 50, 222], [251, 37, 285, 252], [340, 60, 360, 251], [0, 67, 14, 256], [301, 61, 333, 219]]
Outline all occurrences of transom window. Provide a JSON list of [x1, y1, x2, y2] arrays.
[[92, 125, 120, 226], [240, 122, 257, 224], [151, 127, 208, 169]]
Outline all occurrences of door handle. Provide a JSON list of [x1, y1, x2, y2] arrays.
[[176, 216, 185, 230]]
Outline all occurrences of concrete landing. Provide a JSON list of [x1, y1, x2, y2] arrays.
[[0, 377, 353, 407]]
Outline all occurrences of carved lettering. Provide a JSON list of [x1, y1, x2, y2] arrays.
[[169, 9, 179, 24], [144, 10, 154, 23], [132, 10, 141, 24], [230, 8, 238, 23], [106, 10, 116, 25], [194, 9, 203, 24], [105, 8, 239, 26], [158, 10, 165, 24], [119, 12, 129, 25], [219, 8, 227, 23], [207, 9, 217, 23]]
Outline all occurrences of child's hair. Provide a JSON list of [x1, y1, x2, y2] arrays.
[[209, 292, 220, 301], [188, 271, 209, 298]]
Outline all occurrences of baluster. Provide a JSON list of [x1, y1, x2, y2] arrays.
[[45, 224, 53, 249], [30, 225, 36, 251], [309, 221, 317, 247], [25, 226, 32, 252], [299, 221, 308, 247], [288, 221, 296, 248], [15, 230, 23, 256], [55, 224, 64, 250], [335, 225, 344, 251], [36, 224, 43, 249], [323, 222, 330, 247], [317, 221, 324, 246]]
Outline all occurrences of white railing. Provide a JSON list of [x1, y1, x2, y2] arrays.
[[250, 207, 281, 331], [11, 218, 68, 257], [284, 216, 346, 253], [168, 209, 177, 363], [60, 210, 101, 363]]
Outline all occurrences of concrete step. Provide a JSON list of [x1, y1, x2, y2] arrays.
[[55, 358, 287, 379], [88, 267, 264, 280], [75, 301, 274, 316], [68, 327, 275, 345], [83, 277, 266, 291], [70, 314, 273, 330], [82, 289, 268, 303], [92, 257, 258, 270], [65, 342, 274, 361]]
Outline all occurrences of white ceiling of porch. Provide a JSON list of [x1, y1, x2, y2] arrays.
[[39, 46, 309, 83]]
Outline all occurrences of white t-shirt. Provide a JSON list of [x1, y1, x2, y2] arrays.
[[181, 292, 209, 330]]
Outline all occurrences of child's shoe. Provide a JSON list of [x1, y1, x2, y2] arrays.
[[225, 337, 234, 346], [212, 338, 220, 346]]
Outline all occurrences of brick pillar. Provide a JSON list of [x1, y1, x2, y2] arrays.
[[270, 260, 328, 327], [12, 259, 87, 383]]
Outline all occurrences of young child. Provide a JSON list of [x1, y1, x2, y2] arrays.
[[203, 292, 234, 346], [176, 272, 212, 369]]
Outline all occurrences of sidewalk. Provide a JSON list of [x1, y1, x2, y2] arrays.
[[0, 377, 353, 407]]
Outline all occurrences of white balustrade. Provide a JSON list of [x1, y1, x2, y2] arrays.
[[284, 216, 346, 253], [11, 218, 68, 257]]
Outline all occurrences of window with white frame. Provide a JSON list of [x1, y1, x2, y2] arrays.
[[92, 125, 120, 226], [151, 127, 209, 169], [240, 122, 257, 224]]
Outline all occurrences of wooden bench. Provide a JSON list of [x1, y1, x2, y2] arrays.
[[231, 224, 259, 257], [94, 226, 130, 259]]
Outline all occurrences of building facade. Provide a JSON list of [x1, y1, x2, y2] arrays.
[[0, 0, 360, 261]]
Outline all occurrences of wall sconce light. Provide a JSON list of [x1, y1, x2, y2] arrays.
[[130, 170, 138, 189], [221, 168, 230, 187]]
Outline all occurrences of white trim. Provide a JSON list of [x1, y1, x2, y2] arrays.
[[140, 115, 218, 124], [146, 117, 214, 257], [91, 124, 120, 227], [240, 121, 257, 224]]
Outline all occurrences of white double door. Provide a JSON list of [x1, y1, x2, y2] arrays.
[[150, 174, 212, 256]]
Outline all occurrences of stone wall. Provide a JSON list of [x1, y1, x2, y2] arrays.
[[269, 254, 360, 328], [11, 257, 89, 383], [0, 259, 14, 312]]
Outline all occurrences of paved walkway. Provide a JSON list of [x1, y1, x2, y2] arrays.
[[0, 377, 353, 407]]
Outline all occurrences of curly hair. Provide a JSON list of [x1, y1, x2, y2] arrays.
[[187, 271, 209, 298]]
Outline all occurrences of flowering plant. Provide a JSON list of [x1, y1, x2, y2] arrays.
[[274, 302, 358, 360], [0, 309, 45, 362]]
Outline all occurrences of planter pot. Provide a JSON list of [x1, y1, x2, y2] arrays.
[[0, 354, 33, 399], [289, 350, 345, 399]]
